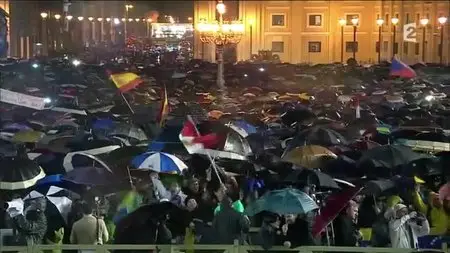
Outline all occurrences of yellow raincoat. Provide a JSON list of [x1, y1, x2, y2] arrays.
[[412, 191, 448, 235]]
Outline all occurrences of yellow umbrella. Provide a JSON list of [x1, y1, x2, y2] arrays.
[[282, 145, 337, 169], [12, 131, 45, 143]]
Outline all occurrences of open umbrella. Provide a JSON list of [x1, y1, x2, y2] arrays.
[[245, 188, 318, 216], [62, 166, 120, 186], [284, 169, 340, 190], [12, 130, 45, 143], [282, 145, 337, 169], [286, 126, 348, 151], [357, 145, 429, 169], [131, 152, 188, 174], [0, 156, 46, 190]]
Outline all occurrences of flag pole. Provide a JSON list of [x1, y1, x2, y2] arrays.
[[187, 115, 223, 185], [120, 92, 135, 114]]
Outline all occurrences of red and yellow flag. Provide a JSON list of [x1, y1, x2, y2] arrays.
[[158, 85, 170, 127], [110, 72, 143, 93]]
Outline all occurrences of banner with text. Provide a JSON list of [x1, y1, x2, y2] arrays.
[[0, 89, 46, 110], [403, 23, 417, 43]]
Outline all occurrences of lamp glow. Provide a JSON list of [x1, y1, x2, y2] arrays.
[[259, 67, 265, 72], [420, 18, 429, 26], [66, 15, 73, 20], [135, 18, 140, 22], [128, 18, 133, 22], [43, 98, 52, 104], [338, 18, 346, 26], [32, 63, 39, 68], [216, 2, 226, 14], [391, 17, 399, 25], [54, 14, 61, 20], [438, 16, 448, 25], [106, 17, 111, 22], [114, 18, 120, 24], [121, 18, 126, 21], [376, 18, 384, 26], [147, 18, 152, 22], [88, 17, 94, 21], [351, 17, 359, 26], [77, 16, 84, 21], [97, 18, 103, 22], [40, 12, 48, 19]]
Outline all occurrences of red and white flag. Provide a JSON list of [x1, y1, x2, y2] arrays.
[[179, 118, 220, 154]]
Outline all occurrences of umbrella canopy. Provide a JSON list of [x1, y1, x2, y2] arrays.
[[0, 156, 46, 190], [287, 126, 348, 150], [361, 179, 396, 196], [245, 188, 318, 216], [23, 185, 78, 223], [357, 145, 429, 169], [108, 123, 148, 141], [282, 145, 337, 169], [62, 166, 120, 186], [284, 169, 340, 190], [131, 152, 188, 174], [12, 130, 45, 143]]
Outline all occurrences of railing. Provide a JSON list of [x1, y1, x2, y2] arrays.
[[1, 242, 448, 253]]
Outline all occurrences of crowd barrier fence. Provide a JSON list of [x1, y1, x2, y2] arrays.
[[0, 241, 448, 253]]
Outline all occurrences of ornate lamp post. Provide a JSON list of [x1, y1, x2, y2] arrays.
[[391, 17, 399, 58], [420, 18, 429, 62], [351, 17, 359, 60], [196, 1, 244, 91], [438, 16, 447, 65], [40, 12, 49, 55], [125, 4, 133, 40], [338, 18, 346, 63], [376, 18, 384, 63]]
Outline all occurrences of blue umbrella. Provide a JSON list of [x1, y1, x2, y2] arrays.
[[227, 120, 258, 138], [245, 188, 318, 216], [132, 152, 187, 174]]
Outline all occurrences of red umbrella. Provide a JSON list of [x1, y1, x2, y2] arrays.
[[312, 187, 362, 237]]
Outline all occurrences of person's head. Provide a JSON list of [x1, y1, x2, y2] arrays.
[[169, 181, 180, 194], [81, 201, 93, 215], [346, 200, 358, 221], [285, 214, 297, 224], [185, 198, 197, 212], [394, 203, 408, 219], [221, 196, 233, 209], [188, 178, 200, 193]]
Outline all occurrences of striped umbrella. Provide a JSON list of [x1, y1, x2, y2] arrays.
[[131, 152, 187, 174]]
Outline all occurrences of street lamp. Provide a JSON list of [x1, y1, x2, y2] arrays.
[[420, 18, 429, 62], [125, 4, 133, 39], [40, 12, 48, 56], [128, 18, 133, 22], [54, 14, 61, 20], [351, 17, 359, 60], [66, 15, 73, 21], [88, 17, 94, 22], [77, 16, 84, 21], [196, 0, 244, 93], [248, 18, 254, 60], [376, 18, 384, 63], [135, 18, 140, 22], [438, 16, 447, 65], [106, 17, 111, 22], [391, 17, 399, 58], [40, 12, 48, 19], [114, 18, 121, 25], [338, 18, 346, 63]]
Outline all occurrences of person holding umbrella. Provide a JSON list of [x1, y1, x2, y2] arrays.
[[10, 198, 48, 246]]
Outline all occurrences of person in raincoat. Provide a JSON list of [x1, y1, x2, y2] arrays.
[[412, 186, 448, 236], [388, 203, 430, 248], [211, 197, 250, 244]]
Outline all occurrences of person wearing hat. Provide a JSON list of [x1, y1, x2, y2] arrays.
[[388, 203, 430, 248]]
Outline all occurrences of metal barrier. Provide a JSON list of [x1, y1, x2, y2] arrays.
[[1, 242, 448, 253]]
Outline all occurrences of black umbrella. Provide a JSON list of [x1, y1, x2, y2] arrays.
[[0, 156, 46, 190], [284, 169, 340, 190], [357, 145, 429, 169], [361, 179, 396, 196], [280, 109, 316, 127], [286, 126, 348, 151]]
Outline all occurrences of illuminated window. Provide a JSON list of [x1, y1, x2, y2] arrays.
[[308, 41, 321, 52], [272, 41, 284, 52], [271, 14, 285, 26], [308, 14, 323, 27]]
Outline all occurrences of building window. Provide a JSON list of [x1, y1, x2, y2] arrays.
[[406, 13, 410, 23], [271, 14, 285, 27], [272, 41, 284, 53], [308, 41, 321, 52], [383, 41, 388, 52], [415, 43, 420, 55], [345, 14, 360, 26], [403, 42, 409, 54], [385, 14, 389, 26], [308, 14, 323, 27], [345, 41, 358, 52]]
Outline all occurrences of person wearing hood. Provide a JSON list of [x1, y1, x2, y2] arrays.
[[13, 198, 48, 246], [388, 203, 430, 249]]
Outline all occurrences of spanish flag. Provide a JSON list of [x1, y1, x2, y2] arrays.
[[110, 72, 143, 93], [158, 85, 170, 127]]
